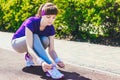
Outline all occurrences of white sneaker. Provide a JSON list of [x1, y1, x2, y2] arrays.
[[46, 72, 51, 77], [25, 53, 34, 67], [46, 65, 64, 79]]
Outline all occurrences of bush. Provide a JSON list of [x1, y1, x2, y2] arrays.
[[0, 0, 45, 32], [54, 0, 118, 40], [0, 0, 120, 46]]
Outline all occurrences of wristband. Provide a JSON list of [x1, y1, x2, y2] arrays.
[[54, 57, 61, 63]]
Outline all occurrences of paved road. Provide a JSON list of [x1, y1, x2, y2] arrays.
[[0, 31, 120, 80], [0, 48, 120, 80]]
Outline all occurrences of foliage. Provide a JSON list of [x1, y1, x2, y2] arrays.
[[54, 0, 119, 40], [0, 0, 45, 32], [0, 0, 120, 44]]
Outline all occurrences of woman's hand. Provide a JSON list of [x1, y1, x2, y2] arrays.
[[41, 62, 53, 72], [57, 61, 65, 68]]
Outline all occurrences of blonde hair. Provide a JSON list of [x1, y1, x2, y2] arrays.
[[36, 3, 58, 17]]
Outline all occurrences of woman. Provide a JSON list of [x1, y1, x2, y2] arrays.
[[11, 2, 65, 79]]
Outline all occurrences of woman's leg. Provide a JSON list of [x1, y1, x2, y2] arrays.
[[40, 36, 50, 49], [11, 37, 34, 66], [33, 34, 52, 64], [12, 35, 52, 64], [11, 36, 27, 53]]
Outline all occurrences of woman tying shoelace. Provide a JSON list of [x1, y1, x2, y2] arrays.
[[11, 2, 65, 79]]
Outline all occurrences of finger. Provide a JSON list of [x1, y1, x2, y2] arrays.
[[60, 65, 64, 68], [46, 65, 52, 70], [46, 65, 52, 69], [49, 64, 53, 69], [45, 67, 52, 71], [42, 67, 47, 72], [59, 63, 65, 68], [46, 67, 51, 70], [58, 64, 62, 68]]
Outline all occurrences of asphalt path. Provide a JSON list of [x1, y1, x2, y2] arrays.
[[0, 48, 120, 80]]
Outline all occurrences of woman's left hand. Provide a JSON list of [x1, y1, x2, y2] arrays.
[[57, 61, 65, 68]]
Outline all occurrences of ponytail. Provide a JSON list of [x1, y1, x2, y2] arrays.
[[36, 4, 45, 17]]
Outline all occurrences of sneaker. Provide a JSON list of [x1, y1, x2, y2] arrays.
[[46, 65, 64, 79], [25, 53, 34, 67], [46, 72, 51, 77]]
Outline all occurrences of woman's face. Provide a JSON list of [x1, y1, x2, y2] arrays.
[[42, 15, 56, 26]]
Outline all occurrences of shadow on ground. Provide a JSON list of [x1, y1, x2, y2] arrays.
[[22, 66, 91, 80]]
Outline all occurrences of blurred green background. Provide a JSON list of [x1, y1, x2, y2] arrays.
[[0, 0, 120, 46]]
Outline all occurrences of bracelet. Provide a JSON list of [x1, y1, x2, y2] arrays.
[[54, 57, 61, 63]]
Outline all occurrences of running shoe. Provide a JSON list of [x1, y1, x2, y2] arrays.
[[46, 65, 64, 79], [25, 53, 34, 67]]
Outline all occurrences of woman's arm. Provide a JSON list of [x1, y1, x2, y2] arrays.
[[48, 35, 58, 60], [48, 35, 65, 68], [26, 27, 52, 71], [25, 27, 43, 64]]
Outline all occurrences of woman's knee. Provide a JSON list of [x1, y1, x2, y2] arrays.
[[12, 44, 26, 53], [33, 34, 49, 49], [11, 37, 27, 53], [41, 36, 49, 48]]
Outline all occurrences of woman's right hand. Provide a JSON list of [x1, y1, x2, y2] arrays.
[[41, 62, 53, 72]]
